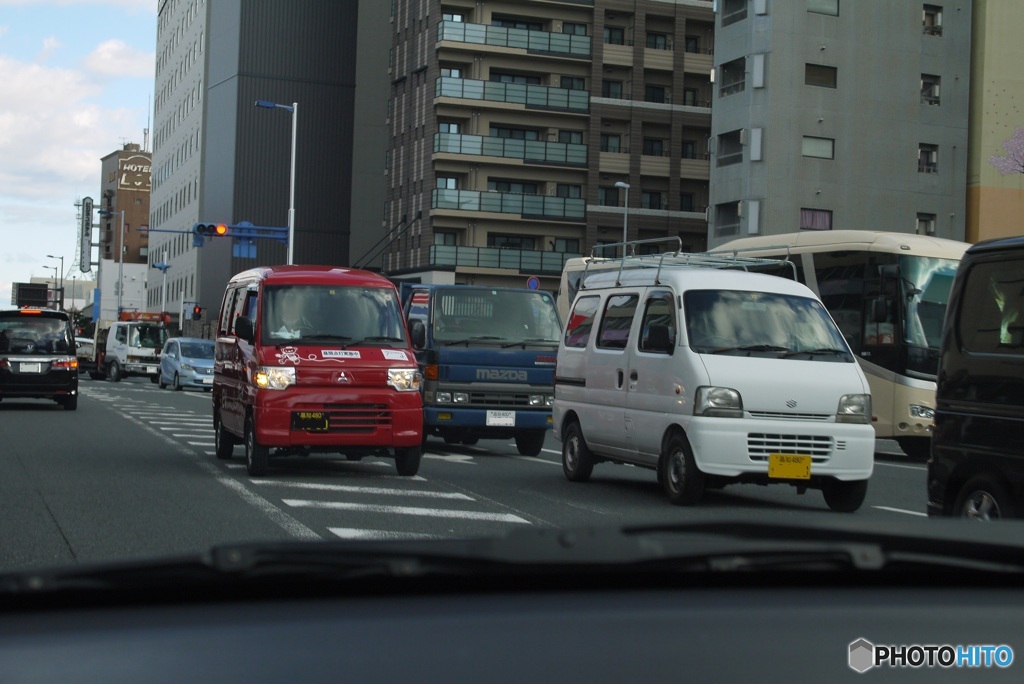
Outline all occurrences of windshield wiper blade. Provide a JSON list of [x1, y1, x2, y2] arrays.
[[707, 344, 790, 354], [444, 336, 504, 346], [781, 348, 850, 358], [299, 334, 353, 342], [500, 338, 559, 348]]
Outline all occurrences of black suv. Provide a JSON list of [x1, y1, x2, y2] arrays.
[[929, 236, 1024, 520], [0, 308, 79, 410]]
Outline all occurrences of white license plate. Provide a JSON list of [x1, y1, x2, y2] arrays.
[[486, 410, 515, 427], [201, 377, 213, 384], [146, 366, 158, 374], [20, 362, 42, 373]]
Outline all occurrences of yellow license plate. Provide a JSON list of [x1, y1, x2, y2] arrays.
[[768, 453, 812, 480], [291, 411, 329, 432]]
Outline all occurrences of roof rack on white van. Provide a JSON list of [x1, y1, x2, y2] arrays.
[[581, 237, 796, 289]]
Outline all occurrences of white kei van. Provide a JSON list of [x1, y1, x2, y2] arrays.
[[553, 259, 875, 511]]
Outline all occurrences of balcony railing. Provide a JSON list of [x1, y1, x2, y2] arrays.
[[429, 245, 581, 273], [436, 76, 590, 112], [437, 20, 591, 57], [432, 189, 586, 220], [434, 132, 588, 166]]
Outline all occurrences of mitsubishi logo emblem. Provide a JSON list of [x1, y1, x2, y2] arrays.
[[335, 371, 351, 383]]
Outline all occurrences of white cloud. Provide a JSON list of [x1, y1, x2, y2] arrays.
[[37, 35, 63, 61], [83, 38, 155, 78]]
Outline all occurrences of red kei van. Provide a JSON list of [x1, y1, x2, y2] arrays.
[[212, 266, 423, 476]]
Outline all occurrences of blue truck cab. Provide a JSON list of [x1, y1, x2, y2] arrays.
[[400, 284, 561, 456]]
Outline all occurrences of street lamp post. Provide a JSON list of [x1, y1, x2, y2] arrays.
[[255, 99, 298, 264], [43, 265, 58, 307], [614, 181, 631, 254], [99, 209, 126, 314], [46, 254, 64, 310]]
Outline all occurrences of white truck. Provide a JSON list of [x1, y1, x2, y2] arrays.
[[78, 313, 170, 382]]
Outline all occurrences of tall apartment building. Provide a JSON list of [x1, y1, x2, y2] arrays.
[[147, 0, 390, 319], [383, 0, 715, 290], [707, 0, 971, 246], [967, 0, 1024, 242]]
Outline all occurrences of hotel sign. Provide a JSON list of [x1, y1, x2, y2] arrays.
[[118, 154, 152, 192]]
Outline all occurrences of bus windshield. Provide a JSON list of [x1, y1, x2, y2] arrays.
[[900, 255, 959, 350]]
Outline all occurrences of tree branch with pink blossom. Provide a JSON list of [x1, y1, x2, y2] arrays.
[[989, 126, 1024, 175]]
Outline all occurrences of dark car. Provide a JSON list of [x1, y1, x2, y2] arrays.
[[928, 236, 1024, 520], [0, 308, 78, 410]]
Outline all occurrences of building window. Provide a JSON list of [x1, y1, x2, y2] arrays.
[[562, 22, 587, 36], [641, 191, 663, 209], [553, 238, 580, 253], [802, 136, 835, 160], [604, 26, 625, 45], [492, 17, 544, 31], [919, 144, 938, 173], [684, 35, 700, 53], [921, 74, 941, 105], [683, 89, 699, 106], [440, 66, 463, 79], [600, 133, 621, 152], [490, 71, 542, 85], [435, 231, 457, 246], [681, 141, 697, 159], [923, 4, 942, 35], [560, 75, 586, 91], [488, 180, 538, 194], [442, 12, 465, 23], [916, 212, 937, 235], [437, 176, 458, 189], [556, 184, 582, 199], [490, 125, 540, 140], [805, 64, 837, 88], [800, 208, 833, 230], [644, 85, 667, 104], [488, 234, 535, 250], [601, 80, 623, 99], [598, 186, 621, 206], [722, 0, 748, 26], [439, 121, 461, 134], [642, 138, 664, 156], [719, 57, 746, 96], [558, 130, 583, 144], [717, 129, 744, 166], [714, 202, 742, 238], [646, 32, 668, 50], [808, 0, 839, 16], [680, 193, 695, 211]]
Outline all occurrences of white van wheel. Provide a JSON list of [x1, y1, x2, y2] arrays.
[[659, 435, 703, 506], [562, 421, 594, 482], [821, 479, 868, 513]]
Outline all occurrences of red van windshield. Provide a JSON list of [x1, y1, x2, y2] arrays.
[[261, 285, 407, 346]]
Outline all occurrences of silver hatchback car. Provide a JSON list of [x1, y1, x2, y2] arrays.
[[158, 337, 215, 391]]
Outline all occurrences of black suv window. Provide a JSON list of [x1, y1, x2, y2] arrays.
[[958, 261, 1024, 354], [0, 310, 73, 355]]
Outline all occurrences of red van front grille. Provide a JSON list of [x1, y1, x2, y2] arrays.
[[321, 403, 391, 433]]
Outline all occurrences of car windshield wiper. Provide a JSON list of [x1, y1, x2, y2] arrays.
[[706, 344, 790, 355], [500, 338, 559, 348], [780, 347, 850, 358], [444, 336, 505, 347]]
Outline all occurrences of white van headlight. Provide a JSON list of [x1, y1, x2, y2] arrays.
[[836, 394, 871, 424], [388, 369, 423, 392], [695, 387, 743, 418], [255, 366, 296, 390]]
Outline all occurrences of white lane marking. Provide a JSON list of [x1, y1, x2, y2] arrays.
[[187, 441, 216, 446], [283, 499, 530, 524], [514, 456, 560, 466], [172, 433, 213, 438], [329, 528, 444, 540], [874, 461, 927, 471], [252, 480, 472, 500], [873, 506, 927, 517], [424, 453, 476, 464], [541, 448, 560, 456]]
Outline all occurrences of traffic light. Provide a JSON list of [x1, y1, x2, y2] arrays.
[[193, 305, 203, 320], [193, 222, 229, 237]]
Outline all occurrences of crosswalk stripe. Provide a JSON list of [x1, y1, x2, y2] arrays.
[[252, 480, 472, 500], [329, 528, 444, 540]]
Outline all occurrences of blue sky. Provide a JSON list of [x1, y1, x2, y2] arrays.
[[0, 0, 156, 307]]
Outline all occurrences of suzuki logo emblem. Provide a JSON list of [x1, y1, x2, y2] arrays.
[[335, 371, 352, 383], [786, 399, 798, 408]]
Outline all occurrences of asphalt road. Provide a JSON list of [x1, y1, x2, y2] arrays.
[[0, 376, 929, 572]]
